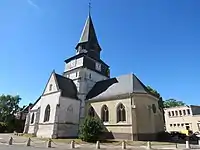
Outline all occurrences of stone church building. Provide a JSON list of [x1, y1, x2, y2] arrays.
[[24, 13, 164, 140]]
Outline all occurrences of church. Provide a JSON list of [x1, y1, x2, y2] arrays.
[[23, 11, 164, 141]]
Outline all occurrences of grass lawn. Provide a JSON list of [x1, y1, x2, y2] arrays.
[[21, 134, 176, 146]]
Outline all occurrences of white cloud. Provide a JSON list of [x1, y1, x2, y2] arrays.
[[27, 0, 39, 9]]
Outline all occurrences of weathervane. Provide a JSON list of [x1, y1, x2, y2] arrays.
[[89, 0, 92, 14]]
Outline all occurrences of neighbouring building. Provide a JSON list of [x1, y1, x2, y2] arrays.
[[15, 104, 33, 120], [14, 104, 33, 132], [23, 10, 164, 140], [164, 105, 200, 133]]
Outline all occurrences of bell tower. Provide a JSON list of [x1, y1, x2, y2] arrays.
[[63, 9, 110, 120]]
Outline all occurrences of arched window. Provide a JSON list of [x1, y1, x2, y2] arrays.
[[31, 113, 35, 124], [88, 106, 95, 117], [117, 103, 126, 122], [44, 105, 50, 122], [101, 105, 109, 122]]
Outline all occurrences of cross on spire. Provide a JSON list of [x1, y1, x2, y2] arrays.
[[89, 0, 92, 15], [75, 0, 101, 54]]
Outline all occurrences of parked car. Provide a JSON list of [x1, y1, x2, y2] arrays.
[[170, 131, 187, 140], [189, 132, 200, 141]]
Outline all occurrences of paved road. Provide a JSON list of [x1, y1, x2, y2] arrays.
[[0, 134, 199, 150]]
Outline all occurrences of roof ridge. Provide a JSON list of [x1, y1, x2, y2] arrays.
[[132, 74, 159, 98]]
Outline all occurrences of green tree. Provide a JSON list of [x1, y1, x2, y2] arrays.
[[163, 98, 185, 108], [79, 116, 103, 142], [0, 95, 21, 122]]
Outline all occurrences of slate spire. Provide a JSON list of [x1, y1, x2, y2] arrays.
[[75, 13, 101, 52]]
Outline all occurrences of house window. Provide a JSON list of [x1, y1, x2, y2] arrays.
[[175, 110, 178, 116], [177, 123, 180, 127], [179, 110, 182, 116], [183, 110, 186, 115], [88, 107, 95, 117], [181, 123, 184, 126], [174, 124, 176, 127], [186, 125, 190, 130], [117, 103, 126, 122], [31, 113, 35, 124], [170, 124, 172, 127], [101, 105, 109, 122], [49, 84, 53, 91], [187, 109, 190, 115], [44, 105, 50, 122], [168, 111, 171, 117], [172, 111, 175, 116]]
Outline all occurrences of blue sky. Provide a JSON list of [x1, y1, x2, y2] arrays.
[[0, 0, 200, 106]]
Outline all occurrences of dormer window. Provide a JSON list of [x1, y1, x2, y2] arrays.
[[49, 84, 53, 91]]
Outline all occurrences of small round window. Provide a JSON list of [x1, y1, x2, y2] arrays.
[[152, 104, 156, 113]]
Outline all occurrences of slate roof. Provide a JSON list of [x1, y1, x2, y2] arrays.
[[54, 73, 78, 99], [30, 96, 41, 110], [65, 53, 109, 67], [86, 74, 156, 100], [75, 14, 101, 51]]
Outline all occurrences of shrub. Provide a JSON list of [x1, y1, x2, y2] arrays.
[[79, 116, 103, 142], [0, 122, 8, 133], [157, 131, 172, 141]]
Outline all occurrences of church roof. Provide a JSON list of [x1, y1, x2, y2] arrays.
[[30, 73, 78, 111], [30, 96, 41, 110], [65, 52, 108, 67], [75, 14, 101, 51], [54, 73, 78, 99], [86, 74, 156, 100]]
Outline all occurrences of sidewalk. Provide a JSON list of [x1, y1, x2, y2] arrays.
[[0, 134, 199, 150]]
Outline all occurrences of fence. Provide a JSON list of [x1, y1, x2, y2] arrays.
[[0, 136, 200, 149]]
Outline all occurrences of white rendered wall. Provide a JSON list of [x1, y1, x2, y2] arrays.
[[28, 112, 36, 134], [28, 126, 35, 134], [43, 73, 59, 95], [58, 97, 80, 124], [32, 72, 59, 111], [56, 96, 80, 137], [32, 98, 41, 110], [36, 92, 61, 138]]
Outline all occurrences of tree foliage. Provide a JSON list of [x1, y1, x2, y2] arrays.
[[146, 86, 185, 108], [0, 94, 21, 132], [0, 94, 21, 122], [79, 116, 103, 142], [146, 86, 164, 109], [163, 98, 185, 108], [146, 86, 161, 98]]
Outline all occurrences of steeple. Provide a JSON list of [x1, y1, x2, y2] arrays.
[[75, 13, 101, 56]]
